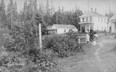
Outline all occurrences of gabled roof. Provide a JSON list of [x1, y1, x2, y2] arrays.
[[47, 24, 77, 30], [80, 11, 107, 18], [110, 14, 116, 22]]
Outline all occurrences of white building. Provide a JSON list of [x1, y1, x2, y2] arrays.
[[108, 15, 116, 33], [79, 10, 108, 32], [47, 24, 78, 34]]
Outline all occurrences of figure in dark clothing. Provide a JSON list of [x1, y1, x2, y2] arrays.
[[89, 28, 94, 42]]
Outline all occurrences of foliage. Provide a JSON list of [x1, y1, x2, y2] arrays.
[[0, 0, 6, 28], [2, 22, 60, 72], [105, 12, 114, 19], [6, 0, 18, 29], [52, 9, 83, 28], [43, 32, 83, 58], [0, 0, 83, 72], [0, 50, 60, 72]]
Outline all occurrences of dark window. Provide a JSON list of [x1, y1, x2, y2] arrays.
[[69, 29, 73, 32], [115, 23, 116, 29], [64, 29, 66, 32], [86, 17, 88, 22], [82, 18, 84, 22], [90, 17, 92, 22]]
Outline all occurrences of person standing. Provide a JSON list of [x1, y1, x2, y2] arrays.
[[89, 27, 94, 42], [86, 32, 90, 43]]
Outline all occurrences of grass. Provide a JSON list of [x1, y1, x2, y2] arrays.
[[56, 35, 108, 72], [0, 33, 109, 72], [58, 34, 116, 72]]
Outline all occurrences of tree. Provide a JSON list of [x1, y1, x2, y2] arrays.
[[43, 0, 52, 26], [105, 12, 114, 19], [52, 9, 83, 26], [21, 0, 33, 21], [72, 9, 83, 28], [52, 10, 64, 24], [6, 0, 18, 29], [0, 0, 6, 27]]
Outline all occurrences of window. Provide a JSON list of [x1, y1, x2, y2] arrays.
[[86, 17, 88, 22], [69, 29, 73, 32], [90, 17, 92, 22], [101, 18, 102, 22], [64, 29, 66, 32], [82, 18, 84, 22]]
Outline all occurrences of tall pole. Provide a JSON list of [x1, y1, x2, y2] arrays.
[[39, 23, 42, 49]]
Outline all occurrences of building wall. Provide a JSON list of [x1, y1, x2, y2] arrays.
[[111, 22, 116, 33], [80, 16, 93, 23], [80, 16, 108, 32], [72, 29, 78, 32], [93, 17, 107, 31], [79, 16, 93, 32], [57, 28, 78, 34], [57, 28, 65, 34]]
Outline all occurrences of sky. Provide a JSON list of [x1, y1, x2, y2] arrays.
[[3, 0, 116, 15]]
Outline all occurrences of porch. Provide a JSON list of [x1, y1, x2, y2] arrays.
[[80, 23, 93, 33]]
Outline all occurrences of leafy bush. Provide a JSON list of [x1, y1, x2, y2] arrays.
[[0, 51, 60, 72], [2, 23, 60, 72], [43, 32, 83, 58]]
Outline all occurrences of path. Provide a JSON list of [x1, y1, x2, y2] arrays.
[[58, 35, 116, 72], [94, 41, 107, 72], [97, 37, 116, 72]]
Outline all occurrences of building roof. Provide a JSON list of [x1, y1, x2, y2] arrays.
[[80, 11, 107, 18], [109, 14, 116, 22], [47, 24, 77, 30]]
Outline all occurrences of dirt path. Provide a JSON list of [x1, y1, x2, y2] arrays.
[[97, 37, 116, 72], [94, 42, 107, 72], [58, 36, 116, 72]]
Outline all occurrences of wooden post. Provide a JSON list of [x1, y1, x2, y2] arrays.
[[39, 23, 42, 49]]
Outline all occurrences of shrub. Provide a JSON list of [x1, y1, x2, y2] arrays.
[[2, 23, 60, 72], [0, 47, 60, 72], [43, 32, 83, 58]]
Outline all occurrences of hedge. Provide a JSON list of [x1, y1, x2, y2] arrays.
[[43, 32, 83, 58]]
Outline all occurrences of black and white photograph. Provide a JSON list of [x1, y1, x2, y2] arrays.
[[0, 0, 116, 72]]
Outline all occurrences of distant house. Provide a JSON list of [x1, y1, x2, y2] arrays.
[[79, 9, 108, 32], [108, 15, 116, 33], [46, 24, 78, 34]]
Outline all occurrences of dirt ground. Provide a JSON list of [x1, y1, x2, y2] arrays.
[[57, 35, 116, 72]]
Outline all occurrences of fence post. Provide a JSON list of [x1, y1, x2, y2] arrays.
[[39, 23, 42, 49]]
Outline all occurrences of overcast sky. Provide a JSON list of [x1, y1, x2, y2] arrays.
[[4, 0, 116, 15]]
